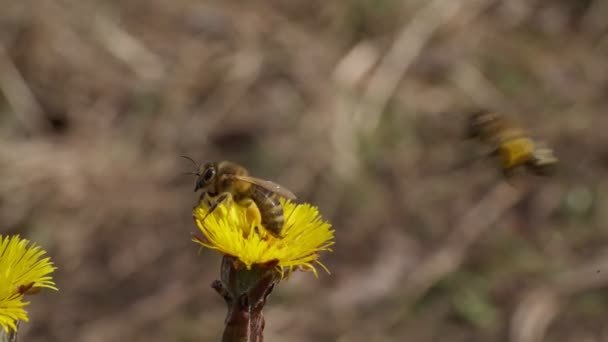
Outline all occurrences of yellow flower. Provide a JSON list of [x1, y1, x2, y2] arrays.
[[0, 235, 58, 333], [0, 290, 25, 335], [192, 199, 334, 277]]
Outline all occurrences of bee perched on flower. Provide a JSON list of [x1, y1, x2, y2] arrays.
[[189, 165, 334, 341], [185, 159, 335, 276], [0, 235, 58, 336]]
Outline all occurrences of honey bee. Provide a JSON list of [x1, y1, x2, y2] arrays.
[[184, 159, 297, 238], [466, 110, 558, 177]]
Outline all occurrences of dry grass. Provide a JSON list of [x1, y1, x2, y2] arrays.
[[1, 0, 608, 341]]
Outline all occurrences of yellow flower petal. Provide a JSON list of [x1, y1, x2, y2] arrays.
[[0, 291, 27, 333], [192, 199, 334, 276], [0, 235, 58, 333]]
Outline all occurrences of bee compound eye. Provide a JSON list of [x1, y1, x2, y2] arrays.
[[203, 167, 216, 182]]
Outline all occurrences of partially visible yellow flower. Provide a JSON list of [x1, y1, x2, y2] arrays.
[[0, 290, 25, 335], [192, 199, 334, 277], [0, 235, 58, 333]]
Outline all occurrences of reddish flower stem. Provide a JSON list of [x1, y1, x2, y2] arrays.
[[212, 256, 279, 342]]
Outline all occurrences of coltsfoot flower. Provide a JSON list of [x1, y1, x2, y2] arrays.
[[0, 235, 58, 333], [192, 199, 334, 277]]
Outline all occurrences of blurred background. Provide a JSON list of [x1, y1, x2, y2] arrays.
[[1, 0, 608, 341]]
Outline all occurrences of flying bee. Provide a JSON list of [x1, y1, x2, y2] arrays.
[[466, 110, 558, 178], [184, 159, 297, 238]]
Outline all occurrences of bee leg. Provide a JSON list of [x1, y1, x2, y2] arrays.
[[201, 193, 230, 222], [253, 226, 268, 240]]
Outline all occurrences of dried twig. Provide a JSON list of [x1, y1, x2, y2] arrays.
[[93, 15, 165, 82], [329, 0, 489, 179], [0, 45, 47, 134], [449, 60, 509, 109], [354, 0, 472, 135], [329, 42, 381, 180], [387, 180, 522, 327], [510, 252, 608, 342]]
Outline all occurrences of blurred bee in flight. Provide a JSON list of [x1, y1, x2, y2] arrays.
[[183, 158, 297, 238], [465, 110, 558, 178]]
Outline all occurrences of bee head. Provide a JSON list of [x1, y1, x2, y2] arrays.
[[195, 162, 218, 192], [466, 110, 496, 138]]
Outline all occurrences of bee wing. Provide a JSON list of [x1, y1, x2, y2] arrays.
[[229, 175, 297, 200]]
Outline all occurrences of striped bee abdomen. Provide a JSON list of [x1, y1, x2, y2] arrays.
[[498, 137, 535, 169], [251, 187, 284, 237]]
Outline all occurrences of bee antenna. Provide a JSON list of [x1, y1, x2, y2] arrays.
[[180, 156, 200, 170], [180, 156, 200, 176], [180, 155, 197, 166]]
